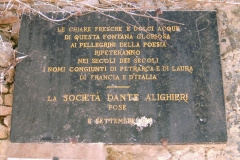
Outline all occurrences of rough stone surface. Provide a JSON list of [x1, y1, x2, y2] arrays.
[[0, 125, 9, 139], [0, 140, 8, 160], [0, 0, 239, 159], [5, 68, 15, 84], [206, 148, 226, 160], [4, 94, 13, 106], [0, 96, 3, 105], [106, 145, 172, 160], [0, 84, 8, 94], [175, 147, 205, 160], [7, 143, 105, 159], [0, 42, 13, 68], [11, 21, 20, 41], [82, 0, 99, 5], [4, 115, 11, 128], [0, 11, 18, 24], [0, 106, 11, 116], [9, 84, 14, 94]]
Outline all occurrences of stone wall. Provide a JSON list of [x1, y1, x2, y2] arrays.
[[0, 0, 240, 159]]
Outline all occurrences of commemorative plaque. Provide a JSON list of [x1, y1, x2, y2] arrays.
[[11, 11, 227, 144]]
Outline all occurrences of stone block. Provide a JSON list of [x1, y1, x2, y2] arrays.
[[4, 115, 11, 127], [32, 3, 62, 12], [80, 0, 99, 5], [7, 143, 105, 159], [0, 140, 9, 159], [0, 106, 11, 116], [0, 4, 6, 12], [99, 0, 140, 5], [58, 0, 99, 8], [0, 42, 13, 68], [206, 149, 225, 160], [62, 6, 81, 12], [0, 96, 3, 105], [11, 22, 20, 40], [5, 68, 15, 84], [106, 145, 171, 160], [4, 94, 13, 106], [0, 11, 18, 24], [7, 143, 38, 158], [0, 84, 8, 94], [179, 150, 205, 160], [0, 125, 9, 139], [9, 85, 14, 94]]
